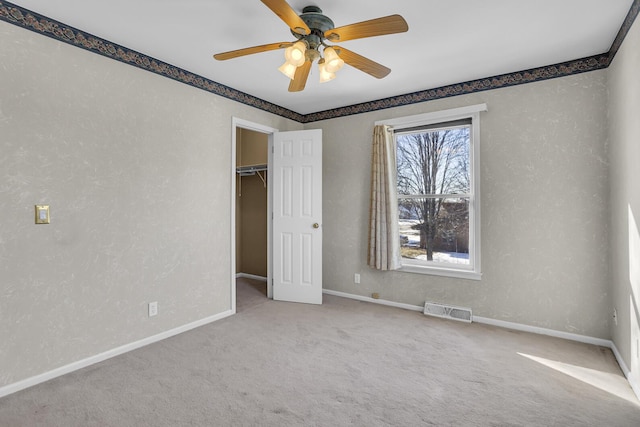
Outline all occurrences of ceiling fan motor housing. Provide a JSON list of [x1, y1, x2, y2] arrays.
[[291, 6, 335, 50]]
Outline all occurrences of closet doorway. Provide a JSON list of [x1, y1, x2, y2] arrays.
[[231, 118, 324, 311], [232, 118, 277, 313]]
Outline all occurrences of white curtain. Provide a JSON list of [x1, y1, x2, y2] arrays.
[[368, 125, 402, 270]]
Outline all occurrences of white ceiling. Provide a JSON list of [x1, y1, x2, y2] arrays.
[[7, 0, 635, 115]]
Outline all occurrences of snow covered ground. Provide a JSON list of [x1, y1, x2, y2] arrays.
[[417, 251, 469, 264], [399, 219, 469, 265]]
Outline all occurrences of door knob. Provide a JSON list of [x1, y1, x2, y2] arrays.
[[313, 223, 320, 229]]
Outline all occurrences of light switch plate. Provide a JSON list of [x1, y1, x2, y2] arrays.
[[148, 301, 158, 317], [35, 205, 50, 224]]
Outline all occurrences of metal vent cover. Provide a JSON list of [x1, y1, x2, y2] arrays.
[[424, 301, 472, 323]]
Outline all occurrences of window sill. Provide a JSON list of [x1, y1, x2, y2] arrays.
[[399, 264, 482, 281]]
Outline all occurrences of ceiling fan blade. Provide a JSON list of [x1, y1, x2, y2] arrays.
[[288, 60, 312, 92], [261, 0, 310, 35], [213, 42, 292, 60], [334, 46, 391, 79], [325, 15, 408, 42]]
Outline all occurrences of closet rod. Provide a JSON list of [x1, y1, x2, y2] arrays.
[[236, 164, 267, 175]]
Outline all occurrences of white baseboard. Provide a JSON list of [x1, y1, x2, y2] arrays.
[[235, 273, 267, 282], [0, 309, 234, 399], [610, 341, 640, 400], [323, 289, 424, 312], [322, 289, 609, 346], [322, 288, 640, 401], [472, 316, 612, 347]]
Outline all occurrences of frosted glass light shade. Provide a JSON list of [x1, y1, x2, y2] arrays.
[[278, 61, 298, 79], [318, 61, 336, 83], [323, 47, 344, 73], [284, 41, 307, 67]]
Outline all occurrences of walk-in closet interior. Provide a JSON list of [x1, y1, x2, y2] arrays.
[[235, 128, 268, 300]]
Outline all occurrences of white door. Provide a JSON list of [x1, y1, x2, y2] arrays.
[[272, 129, 322, 304]]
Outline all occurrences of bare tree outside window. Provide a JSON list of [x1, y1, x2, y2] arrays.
[[396, 124, 471, 264]]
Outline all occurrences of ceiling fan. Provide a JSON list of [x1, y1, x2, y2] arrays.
[[213, 0, 409, 92]]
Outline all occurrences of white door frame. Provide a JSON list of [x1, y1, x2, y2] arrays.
[[230, 117, 278, 314]]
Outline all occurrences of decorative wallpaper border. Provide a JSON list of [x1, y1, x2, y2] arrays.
[[1, 0, 638, 124], [304, 54, 611, 122], [607, 0, 640, 61]]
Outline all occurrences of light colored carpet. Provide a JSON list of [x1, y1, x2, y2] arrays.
[[236, 277, 268, 313], [1, 278, 639, 426]]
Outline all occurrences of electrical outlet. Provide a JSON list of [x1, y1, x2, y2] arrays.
[[354, 273, 361, 284], [148, 301, 158, 317], [613, 308, 617, 326]]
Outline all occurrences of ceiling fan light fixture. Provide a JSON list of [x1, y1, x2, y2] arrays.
[[318, 60, 336, 83], [284, 40, 307, 67], [213, 1, 407, 92], [278, 61, 298, 79], [322, 47, 344, 73]]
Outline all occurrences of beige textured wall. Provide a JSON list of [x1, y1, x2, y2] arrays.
[[608, 15, 640, 386], [312, 71, 610, 338], [0, 22, 299, 387]]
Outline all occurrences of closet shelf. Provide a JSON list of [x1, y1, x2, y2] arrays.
[[236, 164, 267, 190], [236, 164, 267, 176]]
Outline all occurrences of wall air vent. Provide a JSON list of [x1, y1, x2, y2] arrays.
[[424, 301, 472, 323]]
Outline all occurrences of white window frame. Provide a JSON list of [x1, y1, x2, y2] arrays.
[[376, 103, 487, 280]]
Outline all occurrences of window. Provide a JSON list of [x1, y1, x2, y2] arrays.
[[378, 104, 485, 280]]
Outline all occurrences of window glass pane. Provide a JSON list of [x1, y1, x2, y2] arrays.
[[398, 197, 469, 265], [396, 126, 470, 196], [389, 106, 482, 277]]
